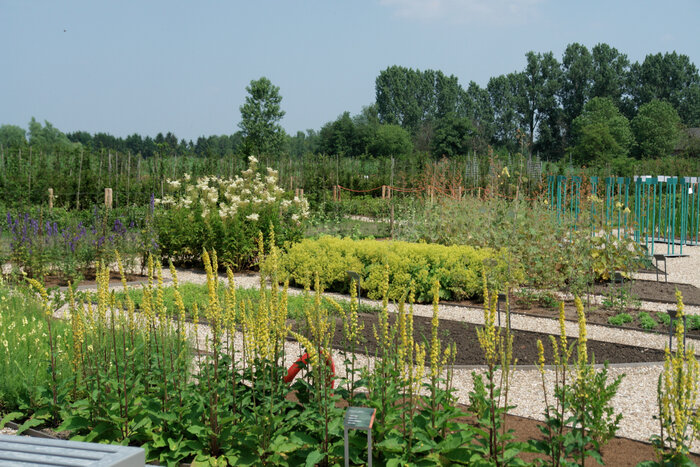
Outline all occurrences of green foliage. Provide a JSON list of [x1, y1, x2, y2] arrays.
[[639, 312, 659, 330], [431, 113, 475, 158], [0, 124, 27, 148], [239, 77, 286, 156], [277, 236, 516, 302], [631, 100, 682, 158], [154, 157, 308, 269], [532, 299, 624, 466], [571, 97, 633, 167], [0, 283, 72, 414], [608, 312, 634, 326], [369, 123, 413, 159], [112, 282, 379, 321]]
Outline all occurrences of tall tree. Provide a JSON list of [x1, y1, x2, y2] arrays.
[[239, 77, 286, 156], [590, 43, 630, 107], [488, 73, 522, 151], [628, 52, 700, 124], [518, 51, 562, 157], [560, 43, 593, 142], [461, 82, 494, 153], [571, 97, 633, 167], [631, 100, 681, 158], [431, 112, 475, 158], [0, 124, 27, 148]]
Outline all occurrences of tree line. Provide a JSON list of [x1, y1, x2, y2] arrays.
[[0, 43, 698, 175]]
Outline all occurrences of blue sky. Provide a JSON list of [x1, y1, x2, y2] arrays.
[[1, 0, 698, 141]]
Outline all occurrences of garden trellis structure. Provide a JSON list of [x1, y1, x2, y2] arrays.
[[547, 175, 700, 257]]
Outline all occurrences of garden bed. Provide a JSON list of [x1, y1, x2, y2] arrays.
[[439, 280, 700, 339], [291, 313, 668, 366], [592, 278, 700, 305]]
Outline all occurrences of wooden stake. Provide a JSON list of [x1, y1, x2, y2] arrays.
[[105, 188, 113, 209], [48, 188, 54, 210]]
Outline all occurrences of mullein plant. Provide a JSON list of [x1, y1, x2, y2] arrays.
[[470, 279, 523, 466], [646, 290, 700, 465], [533, 297, 623, 467]]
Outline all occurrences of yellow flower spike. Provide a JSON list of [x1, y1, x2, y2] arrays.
[[291, 331, 319, 368], [482, 266, 489, 308], [537, 339, 545, 375], [155, 260, 166, 321], [169, 260, 179, 289], [558, 301, 567, 356], [549, 335, 560, 367], [147, 254, 154, 291], [430, 281, 441, 379], [414, 343, 426, 389], [575, 296, 588, 367]]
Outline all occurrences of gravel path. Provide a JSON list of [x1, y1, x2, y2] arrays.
[[634, 242, 700, 287]]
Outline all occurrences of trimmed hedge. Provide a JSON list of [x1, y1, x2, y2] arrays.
[[277, 236, 520, 303]]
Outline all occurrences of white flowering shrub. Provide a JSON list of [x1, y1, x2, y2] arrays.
[[155, 156, 309, 269]]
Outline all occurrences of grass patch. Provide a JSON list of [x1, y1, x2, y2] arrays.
[[111, 282, 380, 320]]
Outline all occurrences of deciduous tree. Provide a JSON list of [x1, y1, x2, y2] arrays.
[[239, 77, 286, 156]]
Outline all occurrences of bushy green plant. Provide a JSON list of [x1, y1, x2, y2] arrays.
[[155, 156, 309, 269], [277, 236, 518, 302], [639, 312, 658, 330], [0, 281, 72, 418], [608, 312, 634, 326]]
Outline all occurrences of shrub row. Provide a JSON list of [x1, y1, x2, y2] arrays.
[[277, 236, 520, 302]]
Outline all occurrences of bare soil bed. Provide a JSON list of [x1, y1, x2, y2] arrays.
[[292, 313, 667, 366], [441, 279, 700, 339]]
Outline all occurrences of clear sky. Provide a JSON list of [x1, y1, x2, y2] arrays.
[[1, 0, 698, 141]]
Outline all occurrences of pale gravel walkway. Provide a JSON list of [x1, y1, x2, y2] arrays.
[[634, 242, 700, 287]]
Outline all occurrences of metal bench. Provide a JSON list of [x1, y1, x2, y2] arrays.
[[0, 434, 145, 466]]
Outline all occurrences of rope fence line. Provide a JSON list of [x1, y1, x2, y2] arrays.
[[334, 183, 544, 202]]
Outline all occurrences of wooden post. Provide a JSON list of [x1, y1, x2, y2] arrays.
[[105, 188, 113, 210], [48, 188, 54, 210], [295, 188, 304, 198], [387, 186, 392, 200], [381, 185, 386, 199]]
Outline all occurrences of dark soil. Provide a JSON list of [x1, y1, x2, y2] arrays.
[[295, 313, 667, 366], [593, 279, 700, 306], [504, 413, 700, 466], [442, 278, 700, 340]]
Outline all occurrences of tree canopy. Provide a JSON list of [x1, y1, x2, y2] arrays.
[[239, 77, 286, 157]]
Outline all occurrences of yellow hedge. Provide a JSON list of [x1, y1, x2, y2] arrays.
[[278, 236, 520, 303]]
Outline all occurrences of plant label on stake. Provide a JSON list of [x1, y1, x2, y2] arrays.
[[344, 407, 376, 467]]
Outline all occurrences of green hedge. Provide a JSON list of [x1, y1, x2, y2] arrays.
[[277, 236, 520, 303]]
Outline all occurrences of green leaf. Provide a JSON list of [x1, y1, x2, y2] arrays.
[[0, 412, 22, 429], [16, 418, 43, 434], [57, 415, 90, 433], [305, 449, 324, 467]]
